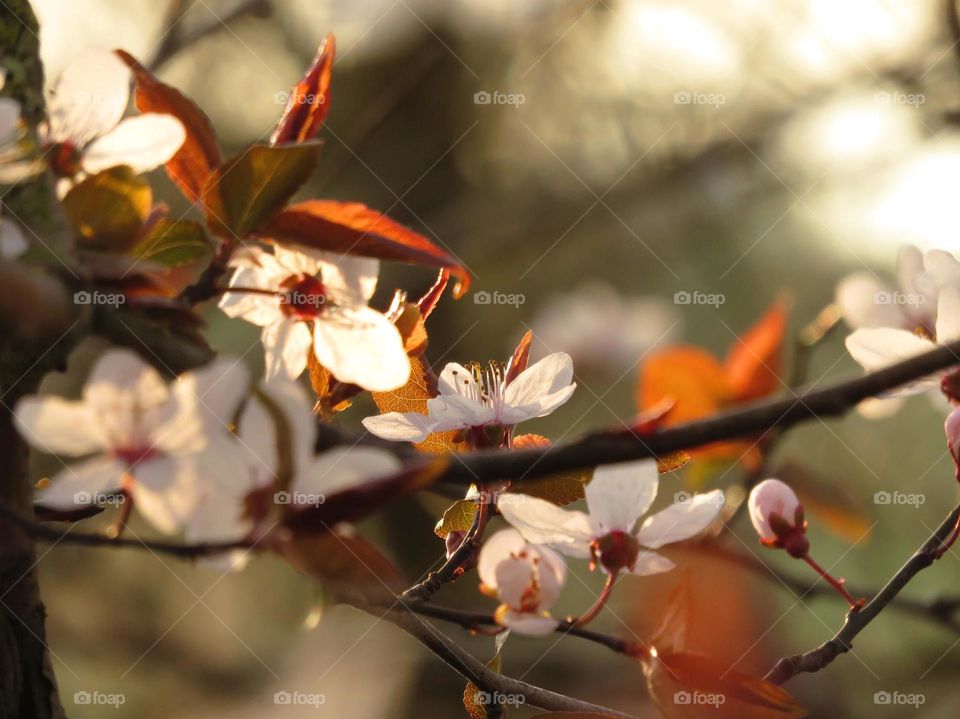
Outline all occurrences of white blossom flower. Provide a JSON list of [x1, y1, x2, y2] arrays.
[[497, 459, 723, 575], [362, 352, 576, 443], [218, 244, 410, 391], [478, 528, 566, 636], [0, 217, 28, 259], [0, 71, 43, 184], [39, 48, 185, 179], [14, 349, 249, 535]]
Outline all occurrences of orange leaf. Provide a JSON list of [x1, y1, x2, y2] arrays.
[[505, 330, 533, 386], [417, 269, 450, 320], [724, 296, 790, 403], [115, 50, 221, 203], [271, 33, 335, 145], [260, 200, 470, 297], [509, 433, 588, 505], [639, 347, 730, 425]]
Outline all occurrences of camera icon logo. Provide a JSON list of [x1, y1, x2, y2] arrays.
[[474, 90, 492, 105], [674, 691, 691, 704], [673, 290, 691, 305], [274, 491, 291, 505], [74, 291, 91, 305], [673, 91, 692, 105], [274, 691, 292, 705], [874, 691, 891, 705], [74, 691, 91, 705], [874, 491, 891, 505], [474, 290, 491, 305]]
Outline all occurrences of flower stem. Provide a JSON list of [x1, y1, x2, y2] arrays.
[[802, 554, 862, 609], [219, 286, 281, 297], [569, 571, 618, 627]]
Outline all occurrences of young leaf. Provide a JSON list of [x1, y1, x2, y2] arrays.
[[639, 347, 730, 425], [62, 166, 151, 250], [203, 142, 322, 237], [115, 50, 221, 203], [130, 219, 212, 268], [463, 649, 507, 719], [417, 269, 450, 320], [724, 296, 790, 403], [434, 498, 477, 538], [260, 200, 470, 297], [505, 330, 533, 386], [509, 434, 588, 505], [271, 33, 335, 145]]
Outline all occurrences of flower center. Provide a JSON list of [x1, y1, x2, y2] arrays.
[[113, 446, 157, 466], [592, 530, 640, 573], [450, 361, 506, 416], [279, 274, 327, 320], [46, 141, 83, 177]]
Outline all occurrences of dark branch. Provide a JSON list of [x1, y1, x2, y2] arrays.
[[764, 503, 960, 684]]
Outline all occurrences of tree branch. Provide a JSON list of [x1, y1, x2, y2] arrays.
[[764, 503, 960, 684]]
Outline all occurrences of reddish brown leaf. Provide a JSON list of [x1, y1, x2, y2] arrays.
[[260, 200, 470, 297], [271, 33, 335, 145], [509, 433, 588, 505], [724, 296, 790, 403], [416, 269, 450, 320], [115, 50, 221, 203], [505, 330, 533, 386]]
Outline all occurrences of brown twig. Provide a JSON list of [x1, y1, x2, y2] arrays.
[[764, 503, 960, 684]]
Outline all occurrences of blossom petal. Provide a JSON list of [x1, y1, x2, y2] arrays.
[[294, 446, 401, 498], [132, 456, 202, 534], [585, 459, 659, 535], [845, 327, 937, 373], [494, 556, 536, 608], [478, 528, 527, 590], [273, 243, 326, 276], [361, 411, 434, 443], [834, 272, 904, 329], [83, 348, 168, 414], [503, 352, 574, 408], [173, 357, 249, 427], [0, 217, 28, 259], [534, 544, 567, 609], [629, 550, 676, 576], [318, 253, 379, 305], [36, 456, 125, 509], [494, 607, 558, 636], [312, 306, 409, 391], [497, 494, 593, 557], [896, 244, 925, 297], [936, 287, 960, 345], [82, 113, 186, 174], [438, 362, 478, 397], [635, 490, 724, 548], [262, 320, 312, 380], [46, 48, 129, 147], [14, 395, 108, 456]]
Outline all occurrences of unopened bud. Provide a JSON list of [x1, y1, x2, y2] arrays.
[[748, 479, 808, 557]]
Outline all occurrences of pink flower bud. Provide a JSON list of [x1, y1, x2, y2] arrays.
[[945, 407, 960, 477], [747, 479, 808, 557]]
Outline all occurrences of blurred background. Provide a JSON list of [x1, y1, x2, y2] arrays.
[[24, 0, 960, 716]]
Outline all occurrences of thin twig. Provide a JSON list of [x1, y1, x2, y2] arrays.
[[764, 503, 960, 684]]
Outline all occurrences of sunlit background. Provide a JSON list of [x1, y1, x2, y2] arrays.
[[24, 0, 960, 716]]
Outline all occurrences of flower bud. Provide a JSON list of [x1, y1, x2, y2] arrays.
[[946, 407, 960, 478], [748, 479, 808, 557]]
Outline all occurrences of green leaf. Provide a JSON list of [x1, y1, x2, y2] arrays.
[[62, 166, 151, 251], [435, 498, 477, 538], [203, 142, 321, 237], [130, 219, 212, 268]]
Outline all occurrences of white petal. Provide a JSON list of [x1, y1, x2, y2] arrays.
[[478, 528, 527, 589], [14, 396, 108, 456], [0, 217, 28, 259], [237, 393, 280, 486], [438, 362, 478, 397], [46, 48, 129, 146], [219, 252, 286, 326], [856, 396, 906, 420], [845, 327, 937, 372], [499, 384, 577, 426], [312, 306, 410, 391], [503, 352, 574, 408], [262, 320, 312, 379], [585, 459, 659, 535], [533, 544, 566, 609], [272, 244, 326, 276], [294, 446, 401, 499], [629, 550, 676, 576], [36, 455, 125, 509], [253, 376, 317, 470], [923, 249, 960, 292], [936, 287, 960, 345], [748, 479, 799, 542], [493, 556, 535, 608], [132, 455, 204, 535], [82, 114, 185, 174], [424, 394, 496, 431], [172, 357, 249, 427], [361, 411, 434, 443], [496, 494, 593, 557], [834, 272, 904, 329], [896, 244, 925, 296], [83, 348, 168, 413], [318, 253, 379, 305], [184, 493, 253, 545], [635, 490, 724, 548], [495, 608, 558, 636]]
